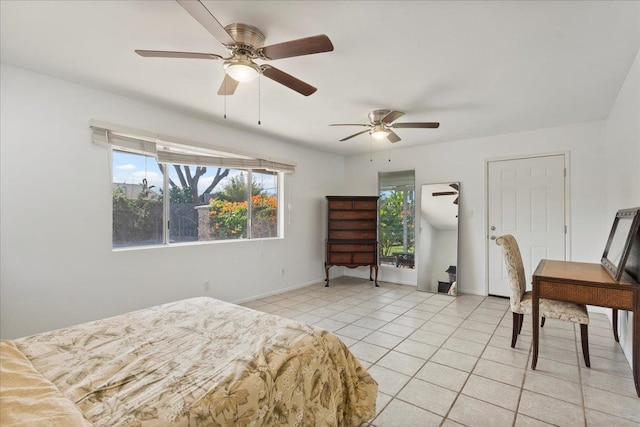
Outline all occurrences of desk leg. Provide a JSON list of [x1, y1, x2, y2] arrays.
[[612, 309, 619, 342], [532, 286, 540, 370]]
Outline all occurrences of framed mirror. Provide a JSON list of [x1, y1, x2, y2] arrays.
[[417, 182, 460, 295], [601, 207, 640, 281]]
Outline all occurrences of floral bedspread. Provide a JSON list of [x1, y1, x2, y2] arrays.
[[12, 297, 377, 426]]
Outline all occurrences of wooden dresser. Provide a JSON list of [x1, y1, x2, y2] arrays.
[[325, 196, 379, 287]]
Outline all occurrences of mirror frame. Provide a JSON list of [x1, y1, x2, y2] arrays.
[[417, 181, 460, 295], [601, 207, 640, 281]]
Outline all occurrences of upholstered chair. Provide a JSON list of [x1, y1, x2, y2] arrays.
[[495, 235, 591, 367]]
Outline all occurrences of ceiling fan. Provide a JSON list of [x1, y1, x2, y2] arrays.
[[330, 110, 440, 142], [135, 0, 334, 96], [433, 183, 459, 205]]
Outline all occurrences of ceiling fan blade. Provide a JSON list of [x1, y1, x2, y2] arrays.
[[217, 74, 239, 95], [432, 191, 457, 196], [261, 66, 317, 96], [261, 35, 334, 60], [329, 124, 370, 127], [176, 0, 236, 46], [135, 50, 224, 60], [387, 130, 401, 143], [339, 130, 370, 142], [381, 111, 405, 124], [392, 122, 440, 128], [454, 197, 459, 205], [450, 183, 459, 191]]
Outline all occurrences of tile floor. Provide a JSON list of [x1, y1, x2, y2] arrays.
[[242, 277, 639, 426]]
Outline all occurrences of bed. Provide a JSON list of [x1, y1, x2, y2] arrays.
[[0, 297, 377, 426]]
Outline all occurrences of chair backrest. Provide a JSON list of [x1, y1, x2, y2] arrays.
[[495, 235, 527, 312]]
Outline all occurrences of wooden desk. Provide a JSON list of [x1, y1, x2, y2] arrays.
[[531, 259, 640, 397]]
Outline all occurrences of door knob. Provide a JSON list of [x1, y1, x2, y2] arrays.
[[490, 226, 496, 230], [490, 235, 496, 240]]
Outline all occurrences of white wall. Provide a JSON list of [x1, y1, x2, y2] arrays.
[[344, 121, 610, 296], [0, 64, 344, 339], [605, 50, 640, 366]]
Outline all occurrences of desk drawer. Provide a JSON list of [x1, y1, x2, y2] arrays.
[[539, 281, 635, 310]]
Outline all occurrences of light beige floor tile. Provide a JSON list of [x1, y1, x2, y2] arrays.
[[404, 307, 438, 319], [374, 392, 393, 415], [292, 313, 323, 324], [585, 408, 640, 427], [333, 334, 357, 347], [588, 355, 634, 378], [448, 394, 515, 427], [518, 390, 585, 426], [451, 327, 492, 345], [529, 357, 580, 384], [408, 329, 448, 347], [462, 374, 520, 411], [441, 419, 466, 427], [430, 313, 466, 327], [430, 348, 478, 372], [378, 304, 410, 315], [514, 414, 555, 426], [345, 306, 376, 317], [523, 370, 582, 405], [389, 299, 420, 308], [330, 311, 361, 324], [419, 320, 458, 337], [468, 312, 503, 325], [460, 319, 498, 334], [366, 365, 411, 396], [393, 339, 438, 360], [443, 336, 486, 357], [415, 361, 469, 392], [352, 317, 388, 330], [472, 359, 525, 387], [377, 322, 415, 338], [583, 385, 640, 423], [580, 368, 638, 398], [397, 378, 458, 416], [481, 345, 529, 369], [376, 350, 426, 376], [373, 398, 442, 427], [362, 331, 405, 349], [488, 333, 531, 352], [349, 341, 390, 364], [312, 317, 346, 332], [366, 310, 401, 322], [390, 315, 426, 329], [336, 324, 373, 340]]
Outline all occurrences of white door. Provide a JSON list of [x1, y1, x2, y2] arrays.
[[488, 155, 566, 297]]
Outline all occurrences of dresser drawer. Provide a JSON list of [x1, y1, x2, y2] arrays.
[[328, 253, 352, 264], [329, 210, 377, 220], [354, 200, 377, 210], [353, 253, 375, 264], [329, 230, 377, 240], [328, 200, 353, 209], [329, 243, 375, 252], [329, 220, 376, 230]]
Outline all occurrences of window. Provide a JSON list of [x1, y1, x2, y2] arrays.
[[96, 120, 291, 249], [378, 170, 415, 268]]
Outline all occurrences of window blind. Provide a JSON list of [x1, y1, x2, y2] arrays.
[[90, 119, 296, 173]]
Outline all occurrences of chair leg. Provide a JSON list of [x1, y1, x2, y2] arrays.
[[511, 312, 520, 348], [518, 313, 524, 334], [541, 317, 546, 328], [580, 324, 590, 368]]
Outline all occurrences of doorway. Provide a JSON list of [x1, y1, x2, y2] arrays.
[[487, 154, 568, 297]]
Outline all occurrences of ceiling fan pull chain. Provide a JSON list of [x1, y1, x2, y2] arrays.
[[388, 140, 391, 162], [223, 77, 227, 119], [258, 74, 261, 125], [370, 135, 373, 162]]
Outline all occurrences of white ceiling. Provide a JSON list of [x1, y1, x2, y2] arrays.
[[1, 1, 639, 156]]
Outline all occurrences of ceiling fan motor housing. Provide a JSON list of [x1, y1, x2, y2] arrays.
[[224, 23, 265, 50], [368, 109, 393, 124]]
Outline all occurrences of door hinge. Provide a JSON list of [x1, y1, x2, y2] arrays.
[[565, 225, 567, 234], [564, 168, 567, 177]]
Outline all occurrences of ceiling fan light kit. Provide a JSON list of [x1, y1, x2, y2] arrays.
[[223, 59, 260, 82], [371, 125, 390, 140]]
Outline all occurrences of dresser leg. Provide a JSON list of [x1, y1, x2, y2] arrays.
[[373, 265, 379, 287], [325, 265, 330, 287]]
